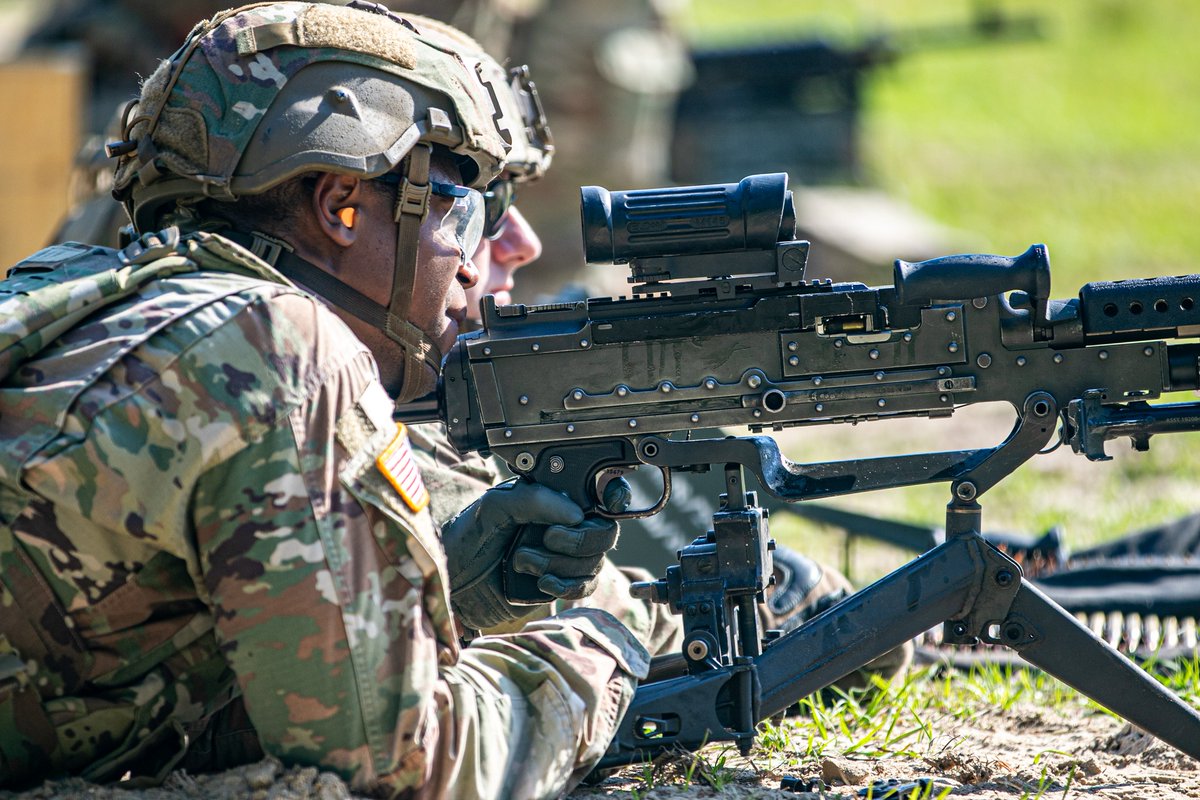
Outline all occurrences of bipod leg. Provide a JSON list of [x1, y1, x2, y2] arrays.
[[940, 492, 1200, 758], [602, 532, 991, 770], [1009, 579, 1200, 758], [753, 532, 988, 719]]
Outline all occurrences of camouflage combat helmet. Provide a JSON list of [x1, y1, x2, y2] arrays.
[[403, 14, 554, 184], [108, 0, 511, 401]]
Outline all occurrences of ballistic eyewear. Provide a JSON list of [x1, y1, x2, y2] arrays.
[[429, 180, 486, 259], [375, 172, 486, 260], [483, 179, 518, 240]]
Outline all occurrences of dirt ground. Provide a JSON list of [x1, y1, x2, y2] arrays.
[[572, 704, 1200, 799], [4, 701, 1197, 800]]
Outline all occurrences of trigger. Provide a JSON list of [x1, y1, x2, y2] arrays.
[[595, 466, 635, 513], [594, 466, 672, 520]]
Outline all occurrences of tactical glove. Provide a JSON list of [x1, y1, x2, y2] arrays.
[[442, 479, 626, 630]]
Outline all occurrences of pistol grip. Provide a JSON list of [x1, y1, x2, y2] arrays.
[[502, 524, 556, 605]]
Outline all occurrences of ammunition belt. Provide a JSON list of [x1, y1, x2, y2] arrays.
[[917, 611, 1200, 669]]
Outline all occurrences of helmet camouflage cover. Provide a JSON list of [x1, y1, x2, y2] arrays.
[[112, 1, 510, 231]]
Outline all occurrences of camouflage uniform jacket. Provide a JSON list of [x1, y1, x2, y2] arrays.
[[0, 232, 649, 797]]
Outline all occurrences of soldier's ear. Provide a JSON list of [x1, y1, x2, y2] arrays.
[[311, 172, 360, 248]]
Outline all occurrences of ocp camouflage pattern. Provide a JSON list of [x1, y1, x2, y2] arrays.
[[0, 231, 648, 798], [113, 2, 508, 197]]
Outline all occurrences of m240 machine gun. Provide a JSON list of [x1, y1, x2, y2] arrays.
[[402, 172, 1200, 766]]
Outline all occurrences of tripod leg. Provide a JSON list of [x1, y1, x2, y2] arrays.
[[605, 534, 1200, 767], [1009, 579, 1200, 759], [603, 536, 984, 767]]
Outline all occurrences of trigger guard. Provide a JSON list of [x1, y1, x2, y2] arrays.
[[594, 466, 672, 520]]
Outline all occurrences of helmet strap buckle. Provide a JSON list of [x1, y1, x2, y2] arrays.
[[248, 231, 294, 267], [395, 176, 431, 222]]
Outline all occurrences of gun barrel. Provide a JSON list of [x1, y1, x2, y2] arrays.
[[1080, 274, 1200, 344]]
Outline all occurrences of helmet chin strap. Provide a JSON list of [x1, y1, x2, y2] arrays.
[[246, 142, 445, 407], [385, 142, 443, 404]]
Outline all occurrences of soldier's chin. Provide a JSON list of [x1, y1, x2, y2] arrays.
[[491, 291, 512, 307], [436, 322, 460, 356]]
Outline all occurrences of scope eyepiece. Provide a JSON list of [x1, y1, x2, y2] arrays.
[[581, 173, 797, 265]]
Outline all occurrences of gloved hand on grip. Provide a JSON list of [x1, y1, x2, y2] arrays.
[[509, 475, 631, 599], [442, 478, 627, 631]]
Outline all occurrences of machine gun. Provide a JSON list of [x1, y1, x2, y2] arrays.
[[401, 172, 1200, 766]]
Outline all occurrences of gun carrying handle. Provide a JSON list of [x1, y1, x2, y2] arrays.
[[894, 243, 1051, 323]]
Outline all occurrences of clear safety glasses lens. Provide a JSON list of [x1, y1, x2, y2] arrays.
[[430, 181, 485, 259]]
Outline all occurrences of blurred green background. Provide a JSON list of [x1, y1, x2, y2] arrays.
[[686, 0, 1200, 290], [684, 0, 1200, 576]]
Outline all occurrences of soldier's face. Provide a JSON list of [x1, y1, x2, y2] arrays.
[[410, 159, 482, 353], [464, 206, 541, 321], [328, 157, 480, 397]]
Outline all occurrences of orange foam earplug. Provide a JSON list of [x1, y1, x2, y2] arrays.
[[337, 207, 356, 228]]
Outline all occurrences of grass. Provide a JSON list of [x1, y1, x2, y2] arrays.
[[683, 0, 1200, 287], [863, 1, 1200, 287], [775, 662, 1123, 764], [591, 656, 1200, 797]]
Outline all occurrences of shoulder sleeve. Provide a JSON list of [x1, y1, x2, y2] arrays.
[[406, 421, 501, 528], [191, 292, 647, 800]]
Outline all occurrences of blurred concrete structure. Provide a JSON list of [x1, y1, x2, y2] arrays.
[[0, 0, 82, 271], [405, 1, 996, 295], [5, 0, 234, 255], [13, 1, 1009, 292]]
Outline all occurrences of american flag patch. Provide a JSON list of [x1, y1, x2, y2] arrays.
[[376, 423, 430, 513]]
